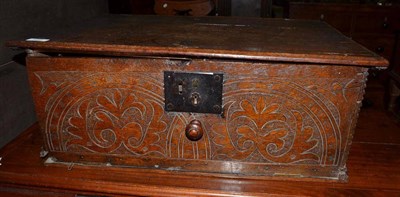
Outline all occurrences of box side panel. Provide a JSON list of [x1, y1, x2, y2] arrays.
[[26, 57, 367, 181]]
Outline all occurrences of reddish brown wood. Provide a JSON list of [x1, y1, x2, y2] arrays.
[[4, 15, 390, 184], [7, 15, 387, 66], [354, 35, 395, 60], [1, 105, 399, 197], [185, 120, 204, 141], [23, 56, 370, 181], [289, 3, 400, 117]]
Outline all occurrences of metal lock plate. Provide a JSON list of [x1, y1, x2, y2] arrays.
[[164, 71, 223, 114]]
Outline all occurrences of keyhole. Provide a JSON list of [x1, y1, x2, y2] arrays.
[[178, 82, 183, 95], [190, 92, 201, 106], [193, 94, 198, 105]]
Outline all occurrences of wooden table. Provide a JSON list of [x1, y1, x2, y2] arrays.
[[1, 115, 399, 196]]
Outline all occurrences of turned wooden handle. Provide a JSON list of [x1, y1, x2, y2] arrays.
[[185, 120, 203, 141]]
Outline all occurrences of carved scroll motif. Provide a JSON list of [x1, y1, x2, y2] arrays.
[[215, 76, 344, 165], [35, 72, 168, 156], [211, 97, 320, 164], [34, 71, 363, 166], [64, 88, 168, 157]]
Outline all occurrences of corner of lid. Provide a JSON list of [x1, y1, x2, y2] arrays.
[[26, 49, 48, 57]]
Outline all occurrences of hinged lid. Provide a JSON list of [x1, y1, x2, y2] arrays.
[[7, 15, 388, 67]]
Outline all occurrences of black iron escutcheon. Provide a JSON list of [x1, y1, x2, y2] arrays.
[[164, 71, 223, 114]]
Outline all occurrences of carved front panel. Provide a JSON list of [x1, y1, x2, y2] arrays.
[[27, 57, 367, 179]]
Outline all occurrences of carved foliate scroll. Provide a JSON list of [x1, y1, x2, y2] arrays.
[[33, 68, 366, 167]]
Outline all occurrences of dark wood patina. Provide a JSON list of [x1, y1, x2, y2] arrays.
[[7, 15, 388, 181]]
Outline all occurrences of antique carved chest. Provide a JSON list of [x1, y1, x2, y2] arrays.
[[8, 15, 387, 181]]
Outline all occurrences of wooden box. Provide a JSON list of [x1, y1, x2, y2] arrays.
[[7, 15, 387, 181]]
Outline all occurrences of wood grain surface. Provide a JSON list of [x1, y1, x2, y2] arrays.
[[0, 108, 399, 196], [7, 15, 388, 66], [24, 56, 369, 181], [0, 77, 399, 196], [2, 15, 394, 195]]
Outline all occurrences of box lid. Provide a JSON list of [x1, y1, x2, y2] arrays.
[[7, 15, 388, 67]]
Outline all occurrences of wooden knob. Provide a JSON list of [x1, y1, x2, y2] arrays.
[[185, 120, 203, 141]]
